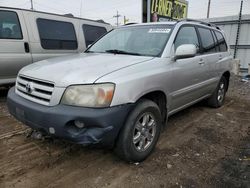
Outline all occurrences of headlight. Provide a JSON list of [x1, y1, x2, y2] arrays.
[[61, 83, 115, 108]]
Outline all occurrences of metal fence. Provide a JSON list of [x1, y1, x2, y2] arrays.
[[203, 14, 250, 70]]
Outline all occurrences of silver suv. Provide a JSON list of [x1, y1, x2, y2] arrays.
[[7, 20, 232, 162]]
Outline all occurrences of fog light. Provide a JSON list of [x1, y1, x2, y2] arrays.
[[49, 127, 55, 134], [74, 120, 85, 129]]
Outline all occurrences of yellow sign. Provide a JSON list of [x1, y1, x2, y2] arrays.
[[151, 0, 188, 20]]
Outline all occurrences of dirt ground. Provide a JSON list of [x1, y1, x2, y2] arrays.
[[0, 76, 249, 188]]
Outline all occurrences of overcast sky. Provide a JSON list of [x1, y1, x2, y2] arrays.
[[0, 0, 249, 25]]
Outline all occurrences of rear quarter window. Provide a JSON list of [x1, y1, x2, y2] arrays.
[[37, 18, 77, 50], [215, 31, 228, 52]]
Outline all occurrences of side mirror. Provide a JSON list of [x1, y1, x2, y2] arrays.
[[175, 44, 197, 60]]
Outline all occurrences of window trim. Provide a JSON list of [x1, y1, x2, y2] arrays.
[[36, 18, 78, 50], [214, 30, 228, 52], [0, 10, 23, 40]]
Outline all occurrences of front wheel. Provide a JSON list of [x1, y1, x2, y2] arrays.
[[207, 76, 227, 108], [115, 99, 162, 162]]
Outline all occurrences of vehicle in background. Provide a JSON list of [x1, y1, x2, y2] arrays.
[[0, 7, 112, 85], [7, 20, 232, 162]]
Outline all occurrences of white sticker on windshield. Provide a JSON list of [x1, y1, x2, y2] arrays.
[[148, 28, 171, 33]]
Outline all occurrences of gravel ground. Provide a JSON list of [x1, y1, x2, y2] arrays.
[[0, 75, 249, 188]]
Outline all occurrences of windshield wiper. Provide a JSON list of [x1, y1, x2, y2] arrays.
[[85, 50, 94, 53], [105, 49, 141, 56]]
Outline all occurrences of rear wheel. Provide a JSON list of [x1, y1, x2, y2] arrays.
[[207, 76, 227, 108], [115, 99, 162, 162]]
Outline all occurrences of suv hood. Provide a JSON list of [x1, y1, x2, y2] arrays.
[[19, 53, 154, 87]]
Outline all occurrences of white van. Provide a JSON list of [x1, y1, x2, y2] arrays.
[[0, 7, 112, 85]]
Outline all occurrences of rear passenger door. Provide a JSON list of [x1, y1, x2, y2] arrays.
[[196, 27, 219, 95], [214, 31, 230, 76], [0, 9, 32, 83]]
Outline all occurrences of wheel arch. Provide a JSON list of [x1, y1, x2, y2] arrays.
[[136, 90, 168, 124]]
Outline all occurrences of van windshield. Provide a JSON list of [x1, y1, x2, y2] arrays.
[[86, 25, 173, 57]]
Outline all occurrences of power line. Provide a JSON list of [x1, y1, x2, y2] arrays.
[[83, 1, 132, 14], [33, 1, 68, 14]]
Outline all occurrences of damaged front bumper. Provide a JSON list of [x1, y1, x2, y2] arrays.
[[7, 87, 133, 146]]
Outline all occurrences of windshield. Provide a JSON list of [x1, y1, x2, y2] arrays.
[[86, 25, 173, 57]]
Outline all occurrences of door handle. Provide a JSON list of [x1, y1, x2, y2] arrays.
[[219, 55, 223, 60], [24, 42, 30, 53], [199, 59, 205, 65]]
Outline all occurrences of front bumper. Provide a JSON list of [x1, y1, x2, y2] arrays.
[[7, 87, 133, 146]]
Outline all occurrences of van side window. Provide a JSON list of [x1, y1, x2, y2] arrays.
[[82, 24, 107, 47], [198, 27, 216, 53], [0, 10, 22, 39], [215, 31, 227, 52], [37, 18, 77, 50], [174, 26, 199, 51]]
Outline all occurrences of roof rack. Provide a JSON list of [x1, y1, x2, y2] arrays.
[[124, 23, 138, 26], [178, 18, 221, 30]]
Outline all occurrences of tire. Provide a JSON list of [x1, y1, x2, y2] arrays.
[[114, 99, 162, 162], [207, 76, 227, 108]]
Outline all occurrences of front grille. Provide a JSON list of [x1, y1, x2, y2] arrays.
[[16, 75, 54, 106]]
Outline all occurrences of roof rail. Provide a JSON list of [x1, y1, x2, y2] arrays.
[[178, 18, 221, 30], [124, 23, 138, 26]]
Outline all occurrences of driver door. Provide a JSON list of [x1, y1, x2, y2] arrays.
[[169, 25, 206, 112]]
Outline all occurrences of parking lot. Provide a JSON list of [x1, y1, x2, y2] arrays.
[[0, 76, 249, 188]]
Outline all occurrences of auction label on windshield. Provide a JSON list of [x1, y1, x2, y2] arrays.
[[148, 28, 171, 33]]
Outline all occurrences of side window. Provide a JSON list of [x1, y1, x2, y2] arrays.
[[211, 30, 220, 52], [0, 10, 22, 39], [215, 31, 227, 52], [174, 26, 199, 51], [82, 24, 107, 47], [37, 18, 77, 50], [198, 27, 216, 53]]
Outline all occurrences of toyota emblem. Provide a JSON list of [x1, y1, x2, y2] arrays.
[[25, 82, 33, 93]]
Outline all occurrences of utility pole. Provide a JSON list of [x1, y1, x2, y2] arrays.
[[147, 0, 151, 22], [124, 16, 129, 25], [207, 0, 211, 18], [113, 11, 121, 26], [234, 0, 243, 59], [30, 0, 34, 10], [171, 0, 175, 20], [80, 0, 83, 17]]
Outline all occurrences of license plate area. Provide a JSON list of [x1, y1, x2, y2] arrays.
[[16, 107, 25, 120]]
